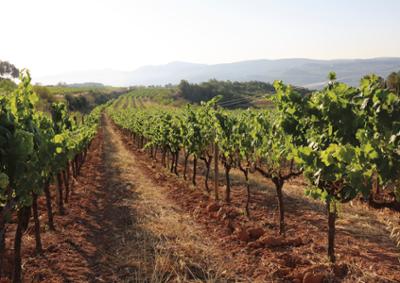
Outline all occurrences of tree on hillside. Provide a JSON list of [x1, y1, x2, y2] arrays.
[[178, 80, 191, 97], [178, 79, 278, 104], [0, 60, 19, 80], [386, 72, 400, 95], [65, 94, 89, 112]]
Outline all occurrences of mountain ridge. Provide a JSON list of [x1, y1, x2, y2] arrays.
[[36, 57, 400, 88]]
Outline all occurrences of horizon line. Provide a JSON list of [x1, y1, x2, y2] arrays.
[[34, 56, 400, 78]]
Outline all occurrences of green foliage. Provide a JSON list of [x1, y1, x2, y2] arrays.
[[328, 71, 337, 81], [109, 73, 400, 206], [288, 85, 363, 200], [0, 70, 102, 217], [0, 173, 9, 189], [46, 85, 122, 95], [356, 74, 400, 192], [178, 79, 276, 105], [33, 84, 127, 113], [32, 85, 59, 112], [0, 79, 17, 96], [276, 74, 400, 204], [126, 87, 177, 106]]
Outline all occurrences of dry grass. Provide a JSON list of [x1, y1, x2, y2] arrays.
[[103, 116, 240, 282]]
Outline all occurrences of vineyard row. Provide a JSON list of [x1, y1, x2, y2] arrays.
[[108, 73, 400, 264]]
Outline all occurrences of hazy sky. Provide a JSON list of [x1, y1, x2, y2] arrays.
[[2, 0, 400, 77]]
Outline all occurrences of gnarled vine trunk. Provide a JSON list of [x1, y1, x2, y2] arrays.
[[56, 172, 65, 215], [192, 156, 197, 186], [32, 193, 42, 254], [201, 155, 212, 193], [154, 146, 158, 161], [214, 144, 219, 200], [13, 207, 31, 283], [273, 178, 285, 235], [244, 169, 250, 217], [67, 162, 73, 195], [62, 170, 69, 203], [174, 150, 179, 176], [183, 153, 189, 180], [162, 147, 167, 167], [71, 159, 77, 178], [238, 165, 251, 217], [224, 164, 231, 203], [170, 151, 174, 173], [327, 197, 337, 263], [0, 195, 15, 277], [43, 178, 55, 231], [0, 212, 6, 277]]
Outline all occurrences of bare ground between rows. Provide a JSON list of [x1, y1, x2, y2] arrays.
[[114, 117, 400, 283]]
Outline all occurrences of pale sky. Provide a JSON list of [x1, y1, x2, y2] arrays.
[[2, 0, 400, 77]]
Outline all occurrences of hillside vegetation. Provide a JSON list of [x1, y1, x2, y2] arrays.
[[113, 80, 309, 110]]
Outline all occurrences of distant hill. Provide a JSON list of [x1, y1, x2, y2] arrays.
[[36, 58, 400, 88], [66, 82, 105, 88]]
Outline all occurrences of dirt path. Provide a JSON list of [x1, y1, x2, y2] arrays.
[[93, 115, 233, 282]]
